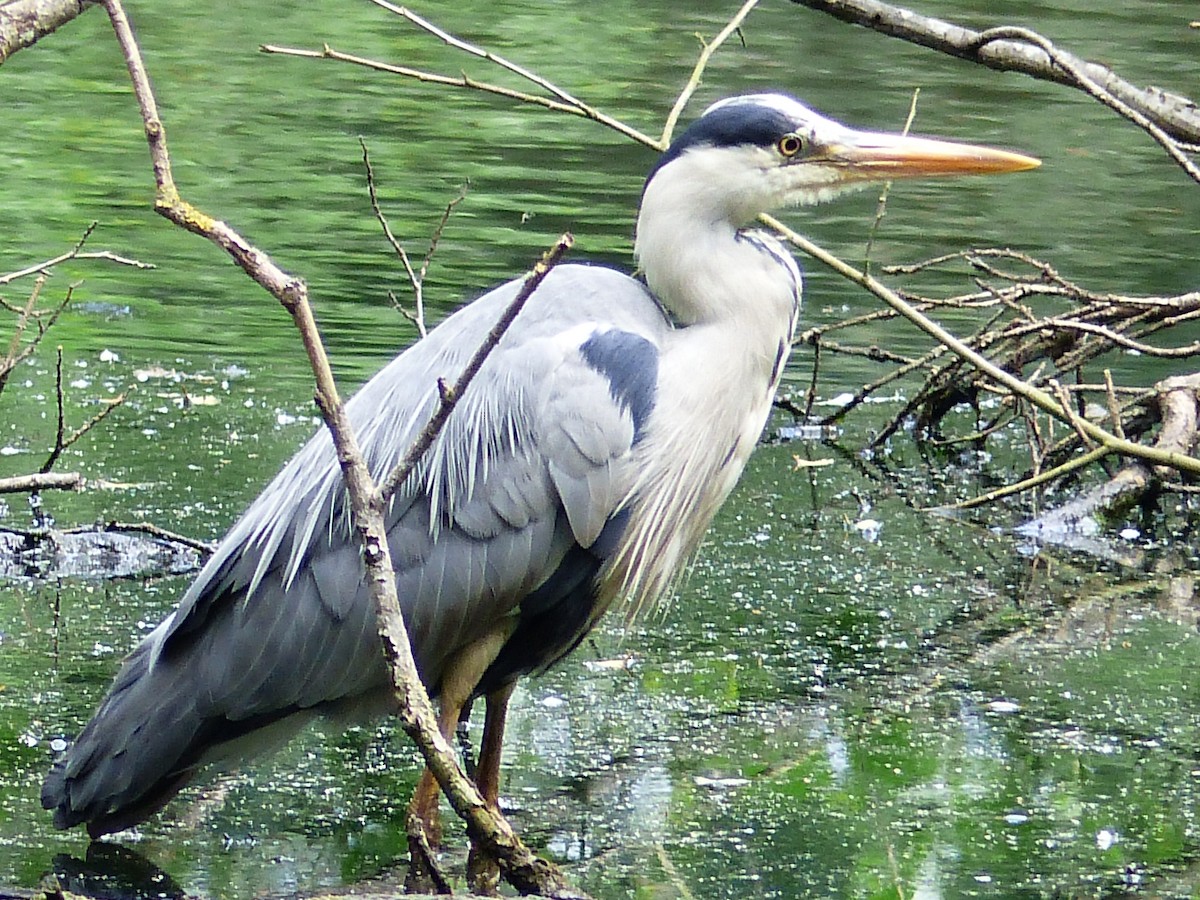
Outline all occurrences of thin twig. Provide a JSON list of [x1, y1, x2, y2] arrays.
[[1049, 378, 1092, 448], [261, 43, 658, 148], [0, 274, 45, 394], [821, 341, 949, 425], [1103, 369, 1125, 440], [359, 137, 425, 337], [379, 234, 575, 501], [0, 232, 153, 287], [863, 87, 919, 274], [0, 249, 154, 285], [419, 181, 469, 291], [366, 0, 587, 108], [660, 0, 761, 146], [42, 346, 68, 473]]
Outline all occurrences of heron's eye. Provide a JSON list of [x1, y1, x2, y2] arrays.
[[777, 133, 806, 158]]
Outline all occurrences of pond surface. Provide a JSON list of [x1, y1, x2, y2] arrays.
[[2, 0, 1199, 897]]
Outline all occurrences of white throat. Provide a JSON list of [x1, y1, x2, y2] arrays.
[[634, 150, 802, 330]]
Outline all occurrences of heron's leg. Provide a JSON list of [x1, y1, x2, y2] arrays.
[[403, 695, 464, 895], [406, 619, 517, 895], [406, 699, 462, 848], [467, 680, 516, 896]]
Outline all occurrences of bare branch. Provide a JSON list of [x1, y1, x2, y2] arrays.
[[261, 43, 658, 149], [359, 137, 424, 335], [0, 249, 154, 286], [970, 26, 1200, 185], [104, 1, 576, 892], [786, 0, 1200, 144], [0, 274, 45, 394], [863, 87, 919, 274], [366, 0, 587, 109], [0, 0, 94, 65], [1103, 369, 1125, 441], [43, 345, 68, 473], [379, 233, 575, 502], [660, 0, 761, 145], [40, 377, 129, 474], [359, 138, 470, 340], [937, 445, 1111, 512], [418, 181, 469, 294]]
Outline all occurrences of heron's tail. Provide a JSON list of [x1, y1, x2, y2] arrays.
[[41, 636, 306, 838]]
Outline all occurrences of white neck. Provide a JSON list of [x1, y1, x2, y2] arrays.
[[634, 154, 801, 332], [608, 156, 804, 619]]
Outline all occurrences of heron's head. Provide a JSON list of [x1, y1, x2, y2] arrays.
[[642, 93, 1039, 226]]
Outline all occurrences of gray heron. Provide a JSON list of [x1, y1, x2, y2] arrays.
[[43, 93, 1036, 868]]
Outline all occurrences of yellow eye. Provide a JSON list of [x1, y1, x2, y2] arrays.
[[777, 133, 806, 157]]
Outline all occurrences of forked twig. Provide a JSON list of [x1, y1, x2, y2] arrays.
[[380, 234, 574, 501], [0, 225, 154, 286], [359, 138, 469, 338], [660, 0, 761, 145], [103, 0, 576, 894]]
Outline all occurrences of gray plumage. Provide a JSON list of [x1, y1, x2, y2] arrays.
[[44, 265, 664, 834], [42, 93, 1037, 839]]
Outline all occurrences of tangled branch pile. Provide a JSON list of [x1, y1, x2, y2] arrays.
[[800, 248, 1200, 528]]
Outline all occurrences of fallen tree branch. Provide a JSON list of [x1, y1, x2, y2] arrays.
[[0, 471, 83, 494], [1014, 373, 1199, 541], [764, 214, 1200, 477], [786, 0, 1200, 144]]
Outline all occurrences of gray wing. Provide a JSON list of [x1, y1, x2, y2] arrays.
[[164, 263, 666, 698], [44, 264, 666, 833]]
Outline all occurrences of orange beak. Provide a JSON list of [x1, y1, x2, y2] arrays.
[[816, 130, 1040, 183]]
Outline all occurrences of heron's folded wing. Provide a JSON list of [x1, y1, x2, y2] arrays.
[[148, 265, 666, 711]]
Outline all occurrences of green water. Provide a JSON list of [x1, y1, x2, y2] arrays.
[[2, 0, 1200, 897]]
